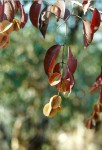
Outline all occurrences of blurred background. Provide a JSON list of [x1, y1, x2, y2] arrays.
[[0, 0, 102, 150]]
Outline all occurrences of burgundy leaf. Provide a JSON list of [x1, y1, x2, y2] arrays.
[[82, 0, 92, 14], [0, 0, 16, 22], [99, 88, 102, 104], [64, 69, 74, 86], [0, 1, 4, 21], [39, 6, 51, 38], [83, 19, 93, 48], [16, 1, 28, 28], [53, 63, 60, 73], [64, 8, 70, 21], [67, 47, 77, 74], [49, 72, 61, 86], [90, 67, 102, 93], [44, 45, 61, 76], [91, 8, 101, 33], [29, 0, 43, 28]]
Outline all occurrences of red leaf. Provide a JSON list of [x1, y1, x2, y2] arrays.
[[83, 19, 93, 48], [39, 6, 51, 38], [53, 63, 60, 73], [91, 8, 101, 33], [82, 0, 92, 14], [29, 0, 43, 28], [0, 1, 4, 21], [49, 72, 61, 86], [99, 88, 102, 104], [44, 45, 61, 76], [67, 47, 77, 74], [90, 67, 102, 93], [16, 1, 28, 28]]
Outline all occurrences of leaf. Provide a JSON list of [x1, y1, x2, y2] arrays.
[[0, 0, 16, 22], [50, 5, 61, 21], [53, 63, 60, 73], [39, 6, 51, 38], [82, 0, 92, 14], [55, 0, 65, 18], [29, 0, 43, 28], [57, 78, 71, 93], [64, 8, 70, 21], [16, 1, 28, 28], [49, 72, 61, 86], [0, 33, 9, 48], [91, 8, 101, 33], [44, 45, 61, 76], [0, 1, 4, 21], [67, 47, 77, 74], [43, 95, 62, 117], [50, 95, 62, 109], [64, 69, 74, 86], [100, 88, 102, 104], [83, 19, 93, 48], [90, 67, 102, 93]]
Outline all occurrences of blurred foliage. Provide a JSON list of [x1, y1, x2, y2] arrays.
[[0, 1, 102, 150]]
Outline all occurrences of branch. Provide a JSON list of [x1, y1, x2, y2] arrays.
[[71, 0, 102, 15]]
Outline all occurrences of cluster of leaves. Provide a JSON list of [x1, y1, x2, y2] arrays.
[[43, 46, 77, 117], [0, 0, 27, 48], [86, 67, 102, 129], [0, 0, 102, 128]]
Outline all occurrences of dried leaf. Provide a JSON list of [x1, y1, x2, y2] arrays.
[[50, 95, 62, 109], [43, 95, 62, 117], [29, 0, 43, 28], [44, 45, 61, 76]]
